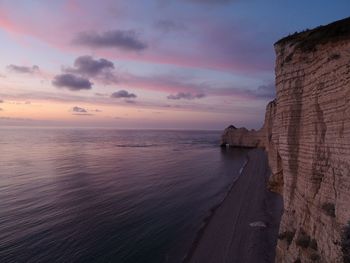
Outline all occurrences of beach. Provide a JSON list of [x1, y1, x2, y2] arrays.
[[186, 148, 283, 263]]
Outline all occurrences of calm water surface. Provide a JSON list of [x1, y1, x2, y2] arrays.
[[0, 128, 248, 263]]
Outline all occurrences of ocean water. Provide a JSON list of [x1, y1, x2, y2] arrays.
[[0, 128, 248, 263]]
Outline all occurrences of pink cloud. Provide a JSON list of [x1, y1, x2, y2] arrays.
[[0, 3, 273, 75], [120, 73, 206, 94], [119, 71, 274, 100], [52, 54, 273, 100]]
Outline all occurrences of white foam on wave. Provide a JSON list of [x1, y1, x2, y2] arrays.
[[239, 159, 249, 175], [249, 221, 267, 228]]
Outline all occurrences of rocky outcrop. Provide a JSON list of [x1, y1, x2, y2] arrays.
[[222, 17, 350, 262], [221, 125, 265, 148]]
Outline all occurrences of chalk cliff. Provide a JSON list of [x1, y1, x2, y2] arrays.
[[221, 125, 265, 148], [221, 17, 350, 262]]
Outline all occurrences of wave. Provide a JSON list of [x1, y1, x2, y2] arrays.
[[114, 144, 159, 148], [239, 158, 249, 175]]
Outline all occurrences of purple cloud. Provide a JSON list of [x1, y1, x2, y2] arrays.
[[254, 84, 275, 98], [111, 90, 137, 99], [118, 71, 274, 101], [71, 106, 94, 116], [65, 56, 114, 77], [167, 92, 206, 100], [95, 92, 108, 97], [0, 99, 3, 103], [7, 65, 39, 74], [52, 74, 93, 91], [70, 106, 101, 115], [207, 83, 275, 99], [72, 106, 87, 113], [73, 30, 147, 51]]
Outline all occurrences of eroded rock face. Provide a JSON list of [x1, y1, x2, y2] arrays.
[[272, 21, 350, 263], [222, 17, 350, 262], [221, 126, 265, 148]]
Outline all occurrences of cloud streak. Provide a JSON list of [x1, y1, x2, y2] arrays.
[[70, 106, 97, 116], [52, 74, 93, 91], [72, 106, 87, 113], [72, 113, 93, 116], [73, 30, 148, 51], [167, 92, 206, 100], [7, 65, 39, 74], [0, 116, 33, 121], [111, 90, 137, 99], [118, 70, 274, 100]]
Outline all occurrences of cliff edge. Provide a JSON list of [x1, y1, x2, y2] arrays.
[[222, 17, 350, 262]]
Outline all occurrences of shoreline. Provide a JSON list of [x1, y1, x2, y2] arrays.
[[184, 148, 283, 263], [182, 153, 250, 262]]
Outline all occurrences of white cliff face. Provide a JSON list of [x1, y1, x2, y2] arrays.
[[221, 17, 350, 263], [221, 126, 265, 148], [272, 30, 350, 263]]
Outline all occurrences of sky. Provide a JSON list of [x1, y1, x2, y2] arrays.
[[0, 0, 349, 130]]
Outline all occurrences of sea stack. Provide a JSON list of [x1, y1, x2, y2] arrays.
[[222, 17, 350, 262]]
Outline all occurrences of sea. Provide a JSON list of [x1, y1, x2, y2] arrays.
[[0, 127, 248, 263]]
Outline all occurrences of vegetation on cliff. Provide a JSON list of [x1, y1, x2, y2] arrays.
[[275, 16, 350, 52]]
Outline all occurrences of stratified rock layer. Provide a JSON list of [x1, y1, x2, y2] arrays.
[[222, 17, 350, 263]]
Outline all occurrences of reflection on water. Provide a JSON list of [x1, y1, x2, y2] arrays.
[[0, 128, 248, 263]]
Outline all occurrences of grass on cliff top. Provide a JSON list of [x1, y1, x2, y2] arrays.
[[275, 16, 350, 52]]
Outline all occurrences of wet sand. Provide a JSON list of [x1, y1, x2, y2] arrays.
[[186, 148, 283, 263]]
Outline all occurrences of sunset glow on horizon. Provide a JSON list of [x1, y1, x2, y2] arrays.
[[0, 0, 349, 129]]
